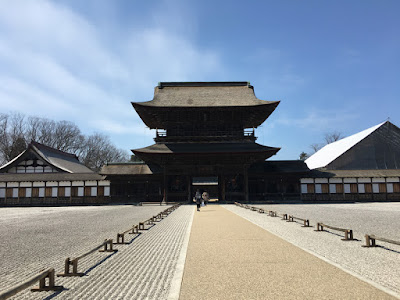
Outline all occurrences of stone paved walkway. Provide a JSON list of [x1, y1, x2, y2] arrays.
[[8, 205, 194, 300], [179, 205, 396, 300]]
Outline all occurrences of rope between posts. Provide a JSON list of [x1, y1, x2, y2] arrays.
[[364, 234, 400, 247], [316, 223, 354, 240], [0, 268, 62, 300], [74, 240, 112, 261]]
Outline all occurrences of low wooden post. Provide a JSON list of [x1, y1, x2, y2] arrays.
[[116, 233, 125, 244], [99, 239, 116, 252], [364, 234, 376, 247], [31, 269, 63, 292], [129, 225, 139, 234], [344, 230, 354, 241]]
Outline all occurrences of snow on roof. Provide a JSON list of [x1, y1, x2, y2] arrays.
[[305, 122, 386, 170]]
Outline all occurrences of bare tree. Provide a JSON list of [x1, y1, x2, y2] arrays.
[[300, 131, 344, 159], [0, 113, 26, 163], [53, 121, 83, 153], [0, 112, 129, 170], [80, 133, 129, 171], [324, 131, 343, 144], [310, 143, 323, 153], [25, 116, 41, 143], [0, 113, 10, 164]]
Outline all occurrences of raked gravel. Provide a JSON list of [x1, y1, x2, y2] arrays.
[[0, 205, 194, 299], [224, 203, 400, 297]]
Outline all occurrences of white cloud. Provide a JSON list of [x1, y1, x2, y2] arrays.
[[275, 108, 359, 132], [0, 0, 224, 150]]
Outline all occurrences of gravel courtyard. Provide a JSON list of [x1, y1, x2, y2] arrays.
[[1, 202, 399, 299], [0, 205, 176, 296], [225, 202, 400, 297]]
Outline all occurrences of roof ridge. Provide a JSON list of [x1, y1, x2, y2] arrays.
[[158, 82, 252, 88], [30, 141, 78, 159]]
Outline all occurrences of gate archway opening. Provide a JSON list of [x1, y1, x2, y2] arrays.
[[192, 176, 219, 202]]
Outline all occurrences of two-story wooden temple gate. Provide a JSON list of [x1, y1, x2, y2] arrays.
[[102, 82, 308, 204]]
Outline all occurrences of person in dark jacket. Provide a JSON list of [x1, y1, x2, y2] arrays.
[[195, 189, 202, 211]]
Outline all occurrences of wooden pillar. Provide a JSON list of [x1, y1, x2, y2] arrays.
[[244, 166, 249, 203], [163, 166, 168, 203], [18, 181, 20, 205], [220, 175, 226, 202], [187, 175, 192, 203], [145, 180, 149, 202], [385, 177, 388, 201]]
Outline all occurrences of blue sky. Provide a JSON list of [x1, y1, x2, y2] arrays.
[[0, 0, 399, 160]]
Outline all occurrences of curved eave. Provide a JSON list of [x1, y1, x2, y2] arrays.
[[0, 150, 27, 172], [132, 143, 280, 156], [131, 101, 280, 129], [0, 144, 68, 173]]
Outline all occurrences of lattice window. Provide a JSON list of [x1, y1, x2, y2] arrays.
[[321, 184, 329, 194], [365, 183, 373, 193], [58, 187, 65, 197], [45, 187, 52, 197], [71, 187, 78, 197], [336, 184, 344, 194], [84, 187, 91, 197], [98, 186, 104, 196], [18, 187, 26, 198], [32, 188, 39, 197]]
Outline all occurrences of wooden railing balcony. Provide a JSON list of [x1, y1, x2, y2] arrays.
[[155, 129, 256, 143]]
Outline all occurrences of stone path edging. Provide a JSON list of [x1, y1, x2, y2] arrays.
[[167, 206, 195, 300]]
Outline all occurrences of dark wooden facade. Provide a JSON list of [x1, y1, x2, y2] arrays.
[[102, 82, 308, 203]]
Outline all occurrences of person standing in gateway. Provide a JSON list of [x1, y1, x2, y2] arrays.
[[195, 190, 202, 211], [202, 190, 209, 206]]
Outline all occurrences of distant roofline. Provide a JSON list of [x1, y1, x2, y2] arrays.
[[305, 121, 387, 170], [31, 141, 78, 159], [157, 81, 253, 89], [106, 162, 145, 166]]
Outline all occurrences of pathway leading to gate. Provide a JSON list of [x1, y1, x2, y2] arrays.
[[179, 205, 396, 300]]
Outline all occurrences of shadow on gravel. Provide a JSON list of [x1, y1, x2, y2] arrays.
[[44, 287, 69, 300], [316, 230, 360, 241], [83, 251, 118, 276], [289, 220, 315, 227], [376, 245, 400, 254], [112, 232, 142, 245], [140, 224, 156, 230], [125, 232, 142, 245]]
